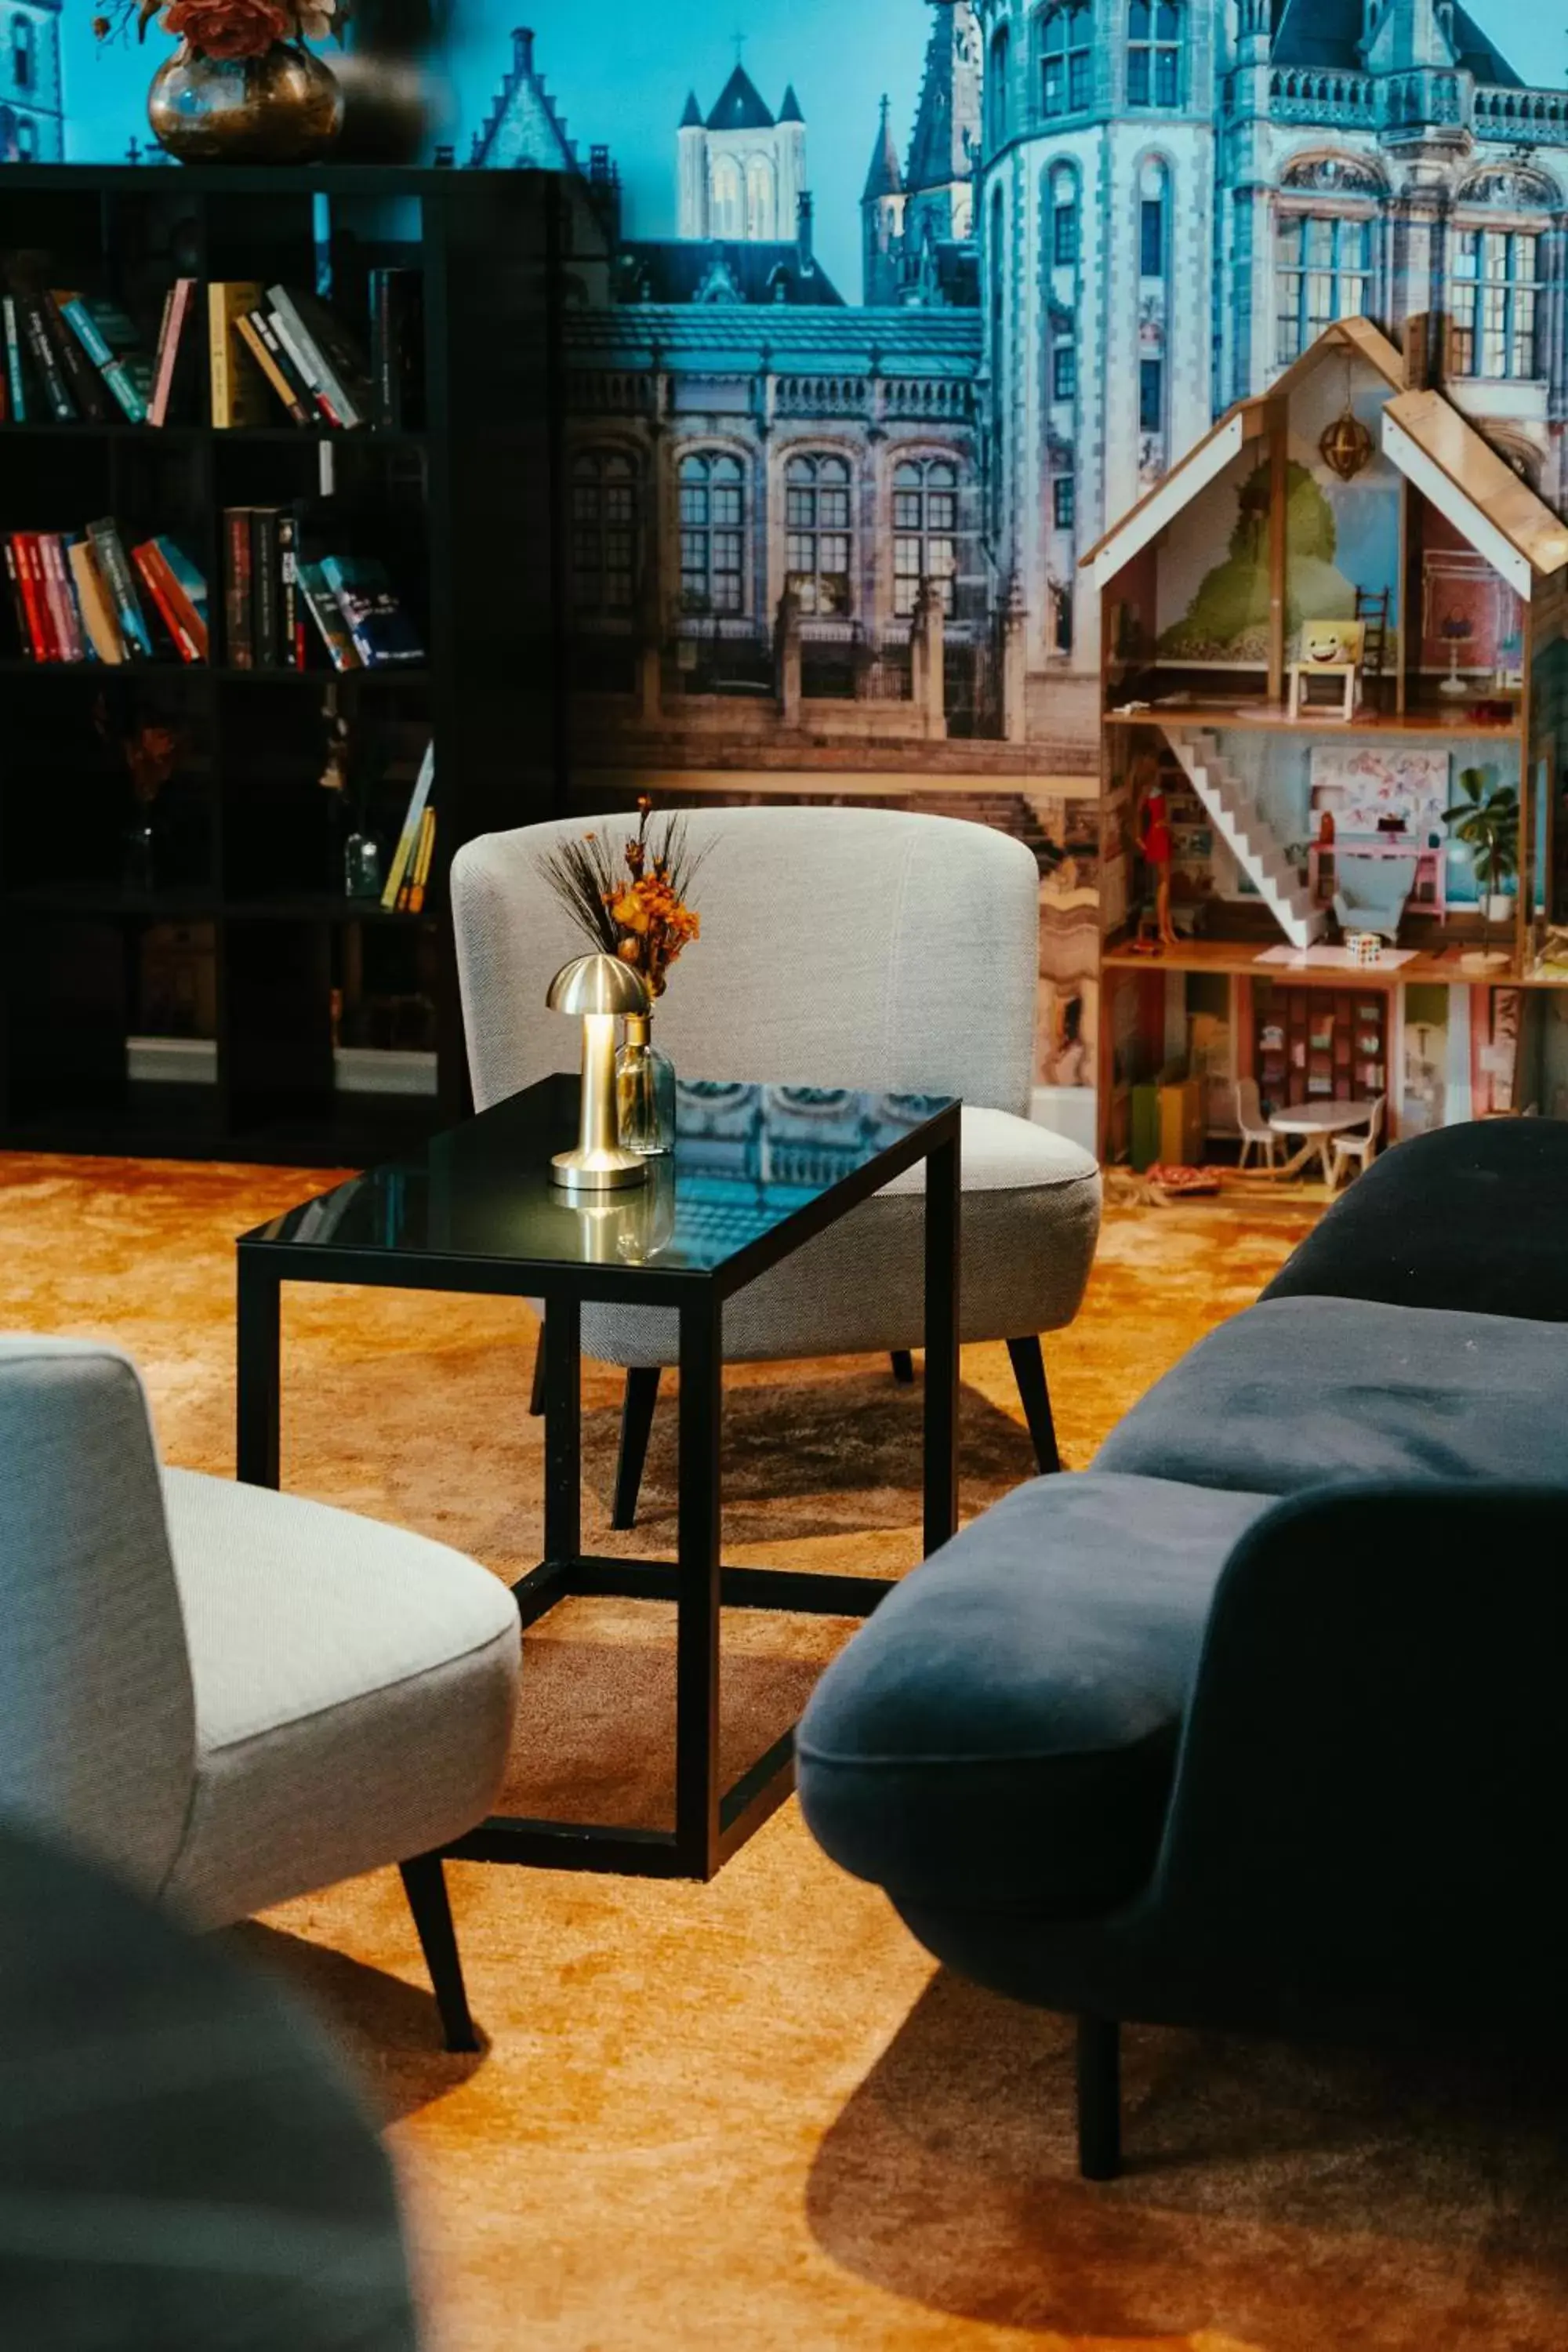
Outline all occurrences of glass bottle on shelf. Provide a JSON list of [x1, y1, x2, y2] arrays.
[[615, 1012, 677, 1156], [343, 829, 383, 899]]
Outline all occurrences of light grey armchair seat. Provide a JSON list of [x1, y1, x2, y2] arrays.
[[452, 806, 1102, 1523], [0, 1335, 521, 2051]]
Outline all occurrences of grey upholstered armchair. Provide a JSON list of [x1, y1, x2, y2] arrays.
[[452, 805, 1102, 1523], [0, 1335, 521, 2051]]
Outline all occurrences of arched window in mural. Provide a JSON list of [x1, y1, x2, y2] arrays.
[[1127, 0, 1182, 108], [10, 15, 33, 89], [679, 452, 747, 615], [570, 448, 639, 617], [987, 25, 1009, 151], [710, 157, 742, 239], [1451, 228, 1543, 379], [784, 453, 853, 616], [1039, 3, 1091, 118], [893, 459, 960, 617], [745, 156, 775, 240], [1275, 213, 1372, 364]]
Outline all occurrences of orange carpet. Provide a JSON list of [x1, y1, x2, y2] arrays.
[[5, 1152, 1566, 2352]]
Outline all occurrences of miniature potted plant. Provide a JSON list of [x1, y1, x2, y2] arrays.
[[1446, 764, 1519, 966], [96, 0, 345, 163]]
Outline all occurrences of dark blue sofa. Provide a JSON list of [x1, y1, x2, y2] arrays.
[[797, 1120, 1568, 2178]]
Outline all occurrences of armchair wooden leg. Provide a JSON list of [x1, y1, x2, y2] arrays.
[[1076, 2014, 1121, 2181], [1006, 1336, 1062, 1475], [529, 1342, 546, 1418], [399, 1854, 477, 2055], [891, 1350, 916, 1385], [612, 1367, 662, 1531]]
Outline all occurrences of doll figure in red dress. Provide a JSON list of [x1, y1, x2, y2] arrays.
[[1134, 748, 1178, 947]]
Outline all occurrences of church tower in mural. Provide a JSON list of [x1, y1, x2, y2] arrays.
[[0, 0, 64, 162], [677, 63, 808, 243]]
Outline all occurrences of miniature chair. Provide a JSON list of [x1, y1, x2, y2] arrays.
[[1328, 1094, 1387, 1191], [0, 1336, 521, 2053], [453, 807, 1103, 1523], [1287, 619, 1367, 723], [1333, 854, 1417, 944], [1234, 1078, 1278, 1173]]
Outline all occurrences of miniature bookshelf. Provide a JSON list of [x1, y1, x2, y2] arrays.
[[0, 163, 570, 1164]]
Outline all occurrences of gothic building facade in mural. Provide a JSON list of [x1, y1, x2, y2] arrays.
[[0, 0, 64, 162]]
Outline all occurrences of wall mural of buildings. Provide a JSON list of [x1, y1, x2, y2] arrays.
[[470, 2, 1568, 1108]]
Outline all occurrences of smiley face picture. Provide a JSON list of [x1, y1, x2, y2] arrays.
[[1302, 620, 1366, 667]]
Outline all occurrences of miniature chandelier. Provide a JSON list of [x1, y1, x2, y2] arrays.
[[1319, 356, 1374, 481]]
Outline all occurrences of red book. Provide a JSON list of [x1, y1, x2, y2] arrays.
[[39, 534, 84, 662], [2, 537, 32, 654], [132, 537, 208, 663], [13, 534, 55, 660], [224, 506, 252, 667]]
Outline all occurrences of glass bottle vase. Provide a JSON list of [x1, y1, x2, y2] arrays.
[[615, 1013, 676, 1156]]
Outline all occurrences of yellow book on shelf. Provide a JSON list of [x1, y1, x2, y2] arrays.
[[380, 740, 435, 912], [207, 282, 270, 428], [67, 539, 125, 664], [406, 807, 436, 913]]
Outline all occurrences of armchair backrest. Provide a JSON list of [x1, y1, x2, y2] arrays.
[[452, 805, 1042, 1117], [0, 1339, 195, 1896]]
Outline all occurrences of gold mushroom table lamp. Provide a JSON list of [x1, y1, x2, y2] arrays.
[[546, 954, 651, 1195]]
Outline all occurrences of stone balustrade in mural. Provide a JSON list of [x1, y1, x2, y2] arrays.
[[771, 374, 974, 423], [1256, 67, 1567, 145], [567, 369, 656, 416]]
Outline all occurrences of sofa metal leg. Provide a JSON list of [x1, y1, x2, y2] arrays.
[[1076, 2014, 1121, 2181], [891, 1350, 916, 1385], [399, 1854, 478, 2055], [529, 1341, 546, 1418], [1007, 1336, 1062, 1475], [612, 1366, 662, 1531]]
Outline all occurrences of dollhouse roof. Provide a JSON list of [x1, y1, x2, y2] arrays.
[[1080, 318, 1568, 598]]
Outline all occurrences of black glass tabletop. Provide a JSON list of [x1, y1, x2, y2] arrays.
[[241, 1076, 958, 1283]]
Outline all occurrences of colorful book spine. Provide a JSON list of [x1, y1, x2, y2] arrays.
[[2, 297, 26, 422], [380, 741, 435, 912], [234, 311, 310, 427], [296, 559, 361, 672], [264, 303, 342, 427], [266, 286, 365, 429], [43, 297, 111, 422], [132, 539, 202, 663], [276, 506, 303, 668], [223, 506, 253, 666], [56, 294, 153, 422], [38, 534, 84, 662], [67, 539, 125, 665], [152, 536, 209, 661], [249, 506, 279, 667], [147, 278, 197, 428], [11, 535, 51, 659], [207, 282, 269, 429], [318, 554, 425, 669], [405, 805, 436, 913], [21, 298, 74, 422], [85, 517, 154, 659]]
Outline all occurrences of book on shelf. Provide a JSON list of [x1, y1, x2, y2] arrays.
[[368, 268, 425, 430], [403, 804, 436, 913], [68, 539, 125, 664], [53, 292, 155, 423], [250, 507, 280, 666], [85, 518, 154, 660], [131, 535, 209, 664], [223, 506, 253, 666], [233, 310, 310, 428], [266, 285, 372, 430], [2, 261, 74, 425], [319, 553, 425, 668], [2, 296, 24, 422], [38, 533, 84, 660], [207, 281, 273, 429], [223, 503, 305, 669], [147, 278, 199, 428], [381, 739, 435, 911], [277, 506, 303, 668], [41, 296, 113, 424], [296, 557, 362, 672]]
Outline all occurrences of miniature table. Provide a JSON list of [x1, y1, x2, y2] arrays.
[[1268, 1099, 1377, 1183]]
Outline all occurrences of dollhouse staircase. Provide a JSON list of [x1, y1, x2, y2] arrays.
[[1167, 731, 1327, 950]]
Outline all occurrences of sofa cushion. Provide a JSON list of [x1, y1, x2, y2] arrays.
[[1096, 1295, 1568, 1495], [796, 1471, 1275, 1918], [1265, 1119, 1568, 1323], [158, 1470, 520, 1928]]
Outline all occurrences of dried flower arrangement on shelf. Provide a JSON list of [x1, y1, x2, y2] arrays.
[[543, 797, 707, 1000]]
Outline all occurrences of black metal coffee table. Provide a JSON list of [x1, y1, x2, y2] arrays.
[[236, 1074, 960, 1881]]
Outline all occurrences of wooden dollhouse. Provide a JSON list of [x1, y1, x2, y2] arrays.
[[1080, 317, 1568, 1163]]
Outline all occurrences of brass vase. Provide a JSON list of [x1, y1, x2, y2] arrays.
[[147, 42, 345, 164]]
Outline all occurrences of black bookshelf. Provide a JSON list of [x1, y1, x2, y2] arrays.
[[0, 164, 570, 1164]]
